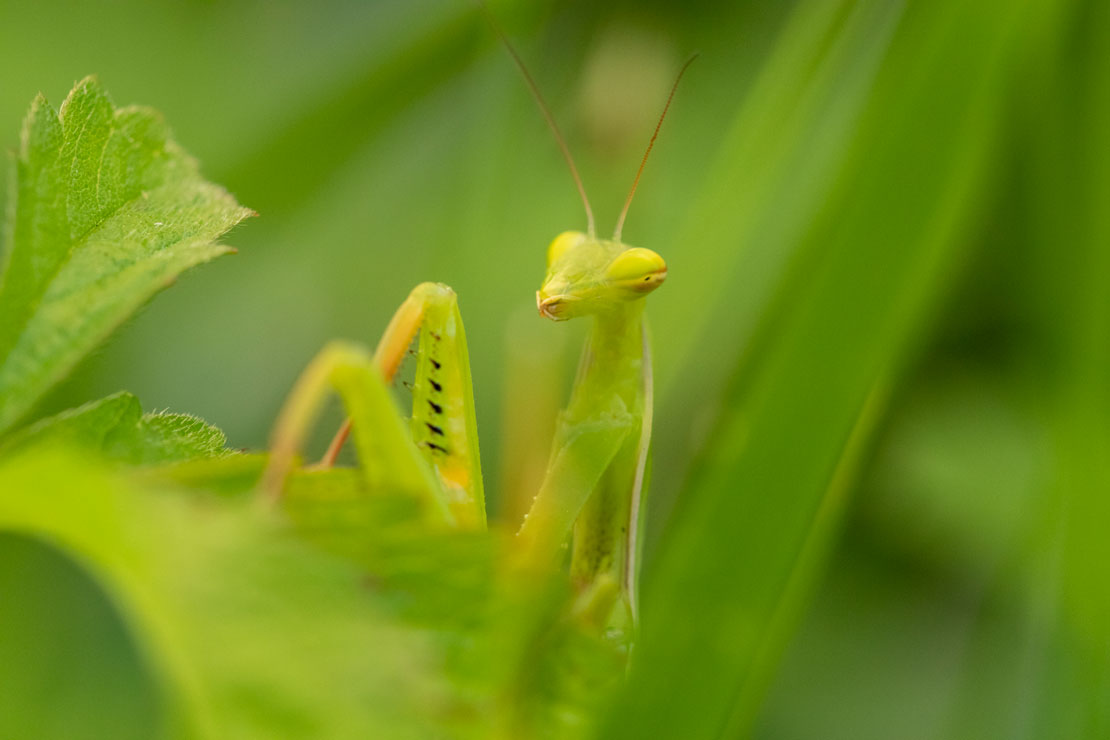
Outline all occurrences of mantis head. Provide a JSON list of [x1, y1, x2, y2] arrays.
[[490, 22, 692, 323], [537, 230, 667, 321]]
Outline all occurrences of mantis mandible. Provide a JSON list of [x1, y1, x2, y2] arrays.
[[261, 19, 693, 634]]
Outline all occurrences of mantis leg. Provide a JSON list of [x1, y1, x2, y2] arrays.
[[570, 435, 641, 604], [262, 283, 485, 530], [515, 406, 634, 571], [572, 322, 654, 622]]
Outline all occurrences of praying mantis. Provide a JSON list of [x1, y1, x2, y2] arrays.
[[262, 19, 693, 636]]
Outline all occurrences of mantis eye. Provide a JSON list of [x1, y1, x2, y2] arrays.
[[606, 247, 667, 292], [547, 231, 587, 269]]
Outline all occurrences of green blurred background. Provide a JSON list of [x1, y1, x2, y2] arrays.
[[2, 0, 1108, 737]]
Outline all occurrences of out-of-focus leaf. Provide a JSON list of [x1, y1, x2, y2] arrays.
[[281, 468, 494, 628], [0, 444, 626, 739], [602, 0, 1036, 737], [0, 531, 164, 740], [0, 392, 229, 464], [140, 454, 269, 498], [0, 78, 252, 436], [274, 470, 627, 736], [0, 447, 449, 739]]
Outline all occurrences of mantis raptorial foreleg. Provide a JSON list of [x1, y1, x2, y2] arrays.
[[262, 282, 485, 530], [516, 409, 633, 566]]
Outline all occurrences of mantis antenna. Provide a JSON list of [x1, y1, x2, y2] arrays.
[[481, 7, 597, 238], [612, 53, 699, 243]]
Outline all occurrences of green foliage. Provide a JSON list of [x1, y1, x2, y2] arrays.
[[0, 448, 448, 739], [0, 1, 1107, 738], [0, 80, 621, 738], [607, 0, 1034, 736], [0, 77, 251, 435], [0, 391, 229, 464], [0, 531, 163, 740]]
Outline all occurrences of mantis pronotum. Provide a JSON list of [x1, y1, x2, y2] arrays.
[[262, 14, 693, 635]]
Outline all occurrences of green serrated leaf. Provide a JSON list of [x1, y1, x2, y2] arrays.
[[0, 391, 230, 464], [0, 77, 253, 437]]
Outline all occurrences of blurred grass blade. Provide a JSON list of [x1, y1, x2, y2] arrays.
[[603, 0, 1035, 737], [1025, 0, 1110, 733], [0, 78, 252, 436], [655, 0, 901, 397], [942, 1, 1110, 734], [648, 0, 904, 539]]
